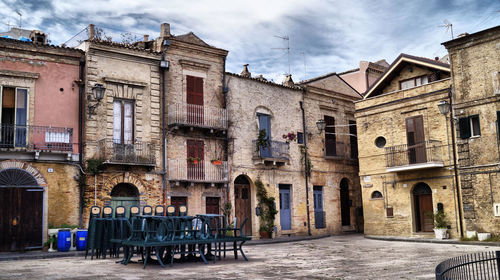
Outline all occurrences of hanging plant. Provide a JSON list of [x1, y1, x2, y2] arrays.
[[86, 159, 104, 175], [282, 132, 297, 143], [255, 177, 277, 237], [300, 146, 313, 177], [256, 129, 269, 154]]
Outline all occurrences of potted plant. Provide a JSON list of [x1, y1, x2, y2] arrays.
[[432, 210, 448, 240], [187, 157, 200, 164], [211, 158, 222, 165], [282, 132, 297, 143]]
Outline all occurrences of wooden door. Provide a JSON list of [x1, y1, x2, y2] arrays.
[[406, 116, 426, 164], [419, 194, 434, 232], [187, 140, 204, 180], [206, 197, 220, 214], [279, 185, 291, 231], [340, 179, 351, 226], [0, 187, 43, 251], [170, 196, 187, 216], [186, 75, 204, 125], [234, 184, 252, 235]]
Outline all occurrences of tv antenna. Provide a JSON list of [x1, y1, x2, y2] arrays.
[[15, 10, 22, 28], [439, 19, 454, 39], [272, 35, 290, 75]]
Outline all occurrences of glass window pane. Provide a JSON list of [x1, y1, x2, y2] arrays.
[[422, 75, 428, 84], [124, 101, 133, 143], [113, 101, 122, 143], [471, 116, 481, 136], [15, 88, 27, 126]]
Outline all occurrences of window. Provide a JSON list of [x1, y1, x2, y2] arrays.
[[297, 132, 304, 144], [371, 191, 383, 199], [400, 75, 428, 90], [186, 75, 204, 125], [324, 115, 336, 156], [458, 115, 481, 139], [375, 136, 386, 148], [0, 86, 28, 148], [349, 120, 357, 159], [113, 99, 134, 144]]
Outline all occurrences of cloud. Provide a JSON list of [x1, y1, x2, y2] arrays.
[[1, 0, 499, 82]]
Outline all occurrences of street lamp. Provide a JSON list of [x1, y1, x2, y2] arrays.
[[438, 100, 450, 115], [316, 119, 326, 133], [88, 83, 106, 118]]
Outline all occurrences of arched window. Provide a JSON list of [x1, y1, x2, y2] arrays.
[[371, 190, 383, 199]]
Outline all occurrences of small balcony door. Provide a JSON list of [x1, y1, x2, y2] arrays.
[[406, 115, 426, 164], [186, 75, 204, 125], [113, 99, 134, 161], [187, 139, 204, 180], [0, 87, 28, 148], [325, 115, 336, 156], [258, 114, 271, 158]]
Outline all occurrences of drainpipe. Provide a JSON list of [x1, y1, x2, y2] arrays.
[[299, 99, 312, 236], [78, 57, 85, 228], [161, 51, 167, 205], [222, 56, 230, 202], [449, 86, 464, 237]]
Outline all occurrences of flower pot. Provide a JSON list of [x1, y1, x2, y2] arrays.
[[478, 232, 491, 241], [259, 231, 271, 239], [192, 159, 199, 164], [211, 160, 222, 165], [434, 228, 448, 240]]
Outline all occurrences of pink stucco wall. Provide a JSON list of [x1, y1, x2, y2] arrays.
[[0, 58, 81, 153]]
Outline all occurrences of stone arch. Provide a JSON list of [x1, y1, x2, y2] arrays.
[[102, 173, 148, 203], [411, 182, 433, 232], [0, 160, 47, 186], [255, 106, 273, 117]]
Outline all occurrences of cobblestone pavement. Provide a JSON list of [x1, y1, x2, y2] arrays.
[[0, 234, 497, 280]]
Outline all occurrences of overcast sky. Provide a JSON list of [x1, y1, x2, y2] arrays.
[[1, 0, 499, 83]]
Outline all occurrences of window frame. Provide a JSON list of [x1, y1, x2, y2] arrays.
[[113, 98, 135, 144], [469, 115, 481, 138], [399, 75, 429, 90]]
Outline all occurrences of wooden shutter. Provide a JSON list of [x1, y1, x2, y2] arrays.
[[458, 117, 470, 139], [113, 101, 122, 143], [406, 116, 426, 164], [186, 75, 203, 106]]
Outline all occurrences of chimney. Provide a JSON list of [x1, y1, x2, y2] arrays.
[[282, 74, 294, 87], [435, 57, 439, 61], [161, 23, 171, 38], [89, 24, 95, 39], [241, 64, 251, 78], [143, 35, 149, 42]]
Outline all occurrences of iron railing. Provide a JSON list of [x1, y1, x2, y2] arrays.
[[0, 124, 73, 152], [97, 139, 155, 165], [167, 103, 228, 130], [252, 140, 290, 160], [314, 211, 326, 229], [167, 159, 229, 183], [435, 251, 500, 279], [385, 140, 443, 167], [324, 141, 355, 160]]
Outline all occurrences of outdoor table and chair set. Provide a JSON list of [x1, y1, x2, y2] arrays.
[[85, 204, 250, 269]]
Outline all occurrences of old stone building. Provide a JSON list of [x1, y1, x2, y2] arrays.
[[0, 34, 84, 251], [354, 54, 460, 238], [443, 25, 500, 235], [157, 23, 230, 216], [78, 26, 163, 223], [226, 66, 362, 238]]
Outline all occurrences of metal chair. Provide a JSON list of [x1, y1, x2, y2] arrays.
[[102, 206, 113, 218], [154, 205, 165, 216], [166, 205, 176, 216], [90, 205, 101, 219], [142, 205, 153, 216], [115, 206, 126, 218], [179, 205, 188, 216], [129, 206, 140, 220]]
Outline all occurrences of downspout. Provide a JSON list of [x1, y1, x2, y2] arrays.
[[161, 51, 167, 205], [222, 57, 229, 202], [299, 99, 312, 236], [78, 58, 85, 228], [449, 86, 464, 237]]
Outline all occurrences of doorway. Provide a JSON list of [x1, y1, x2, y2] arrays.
[[170, 196, 187, 216], [340, 178, 351, 226], [234, 175, 252, 235], [413, 183, 433, 232], [279, 184, 292, 231], [110, 183, 139, 218], [206, 197, 220, 214], [0, 168, 42, 252], [0, 87, 28, 148]]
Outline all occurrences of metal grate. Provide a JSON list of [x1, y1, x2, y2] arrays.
[[0, 168, 39, 186]]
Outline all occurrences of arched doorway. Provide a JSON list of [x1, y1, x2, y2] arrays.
[[0, 168, 43, 251], [234, 175, 252, 235], [340, 178, 350, 226], [413, 182, 433, 232], [110, 183, 139, 218]]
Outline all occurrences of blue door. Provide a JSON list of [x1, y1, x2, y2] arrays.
[[279, 185, 291, 230], [313, 186, 325, 228], [258, 114, 271, 158]]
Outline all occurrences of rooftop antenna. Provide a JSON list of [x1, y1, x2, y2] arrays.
[[15, 10, 22, 28], [272, 35, 290, 75], [439, 19, 454, 39]]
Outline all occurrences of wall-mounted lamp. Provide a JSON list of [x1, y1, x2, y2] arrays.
[[438, 100, 450, 116], [316, 119, 326, 133], [88, 83, 106, 118]]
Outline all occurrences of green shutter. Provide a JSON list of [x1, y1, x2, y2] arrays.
[[458, 117, 470, 139]]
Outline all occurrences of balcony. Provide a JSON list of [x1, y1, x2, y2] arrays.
[[97, 139, 155, 166], [167, 103, 228, 131], [385, 140, 444, 172], [324, 141, 357, 161], [167, 159, 229, 184], [252, 140, 290, 165], [0, 124, 74, 152]]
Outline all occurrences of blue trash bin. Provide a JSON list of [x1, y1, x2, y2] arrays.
[[76, 230, 88, 251], [57, 229, 71, 252]]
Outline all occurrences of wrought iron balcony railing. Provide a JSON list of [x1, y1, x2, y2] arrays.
[[252, 140, 290, 161], [0, 124, 73, 152], [167, 159, 229, 183], [97, 139, 155, 166], [385, 140, 443, 170], [167, 103, 228, 130]]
